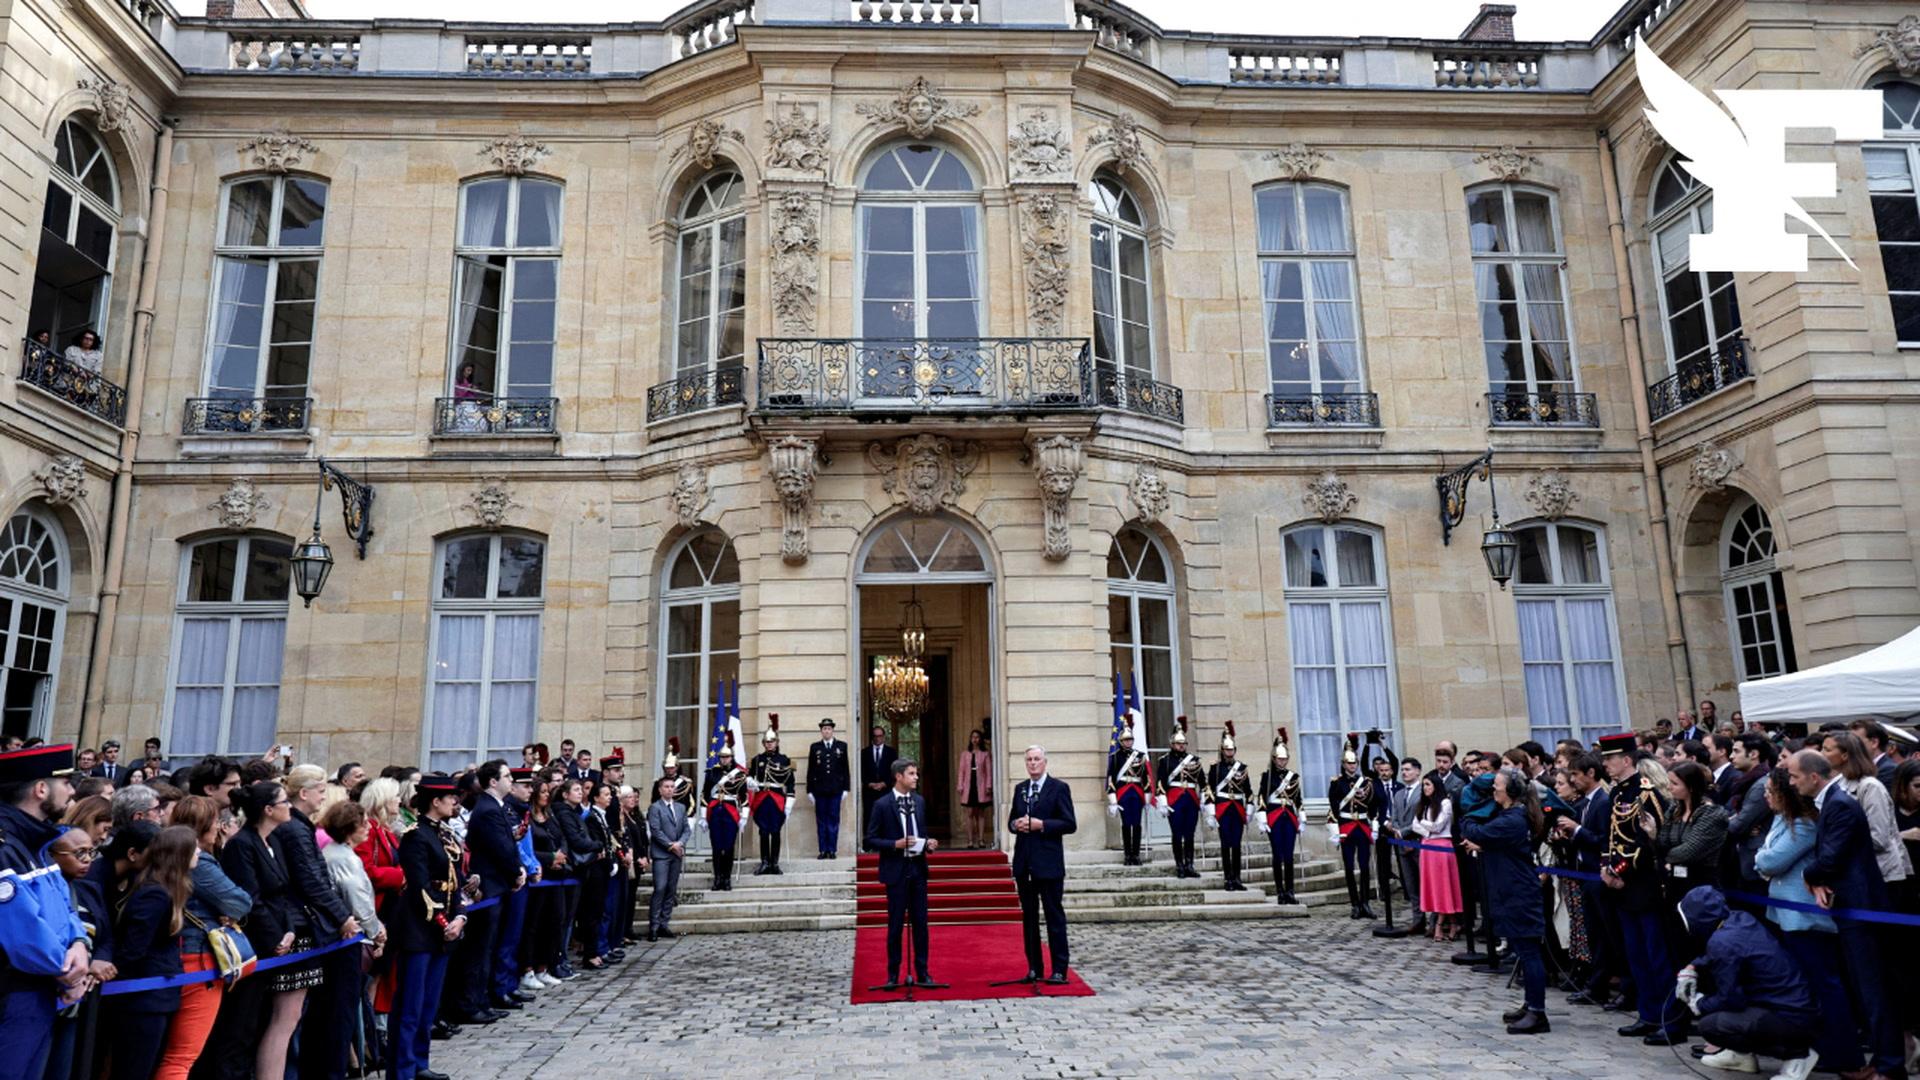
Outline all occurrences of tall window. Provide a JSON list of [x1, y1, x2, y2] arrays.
[[0, 510, 68, 743], [31, 119, 119, 346], [675, 171, 746, 376], [857, 143, 981, 338], [1468, 184, 1577, 412], [206, 175, 328, 415], [1090, 173, 1152, 376], [1106, 527, 1178, 749], [1513, 523, 1624, 746], [1866, 79, 1920, 346], [1649, 155, 1742, 369], [659, 530, 740, 774], [1257, 182, 1361, 404], [1281, 523, 1394, 785], [426, 533, 545, 771], [1721, 498, 1797, 682], [452, 176, 562, 402], [168, 536, 291, 759]]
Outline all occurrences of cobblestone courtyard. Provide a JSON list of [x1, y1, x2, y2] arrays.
[[432, 917, 1711, 1079]]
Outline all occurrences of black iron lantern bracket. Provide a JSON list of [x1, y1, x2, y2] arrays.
[[319, 458, 375, 559], [1436, 449, 1494, 547]]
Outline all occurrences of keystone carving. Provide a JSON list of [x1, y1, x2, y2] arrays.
[[868, 434, 978, 516]]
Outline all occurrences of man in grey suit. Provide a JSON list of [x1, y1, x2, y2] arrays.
[[646, 775, 690, 941], [1386, 756, 1424, 932]]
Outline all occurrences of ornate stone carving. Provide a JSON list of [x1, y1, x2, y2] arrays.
[[1029, 435, 1084, 562], [669, 464, 711, 529], [1302, 471, 1356, 524], [685, 118, 743, 170], [1855, 16, 1920, 76], [1475, 145, 1540, 182], [770, 192, 821, 333], [1089, 112, 1147, 175], [768, 436, 818, 565], [1636, 121, 1667, 156], [1017, 192, 1071, 335], [1524, 471, 1579, 521], [466, 479, 520, 529], [1008, 110, 1072, 182], [1262, 142, 1327, 180], [34, 455, 87, 507], [209, 477, 271, 529], [868, 434, 979, 516], [764, 104, 830, 173], [479, 136, 550, 176], [78, 76, 131, 134], [237, 130, 318, 175], [1127, 466, 1170, 524], [1687, 440, 1739, 493], [857, 76, 979, 139]]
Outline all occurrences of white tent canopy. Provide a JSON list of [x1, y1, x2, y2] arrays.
[[1738, 623, 1920, 725]]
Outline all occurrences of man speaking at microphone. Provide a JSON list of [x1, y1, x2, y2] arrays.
[[866, 758, 938, 989], [1009, 745, 1077, 984]]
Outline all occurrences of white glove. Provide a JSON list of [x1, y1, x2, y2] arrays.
[[1257, 817, 1271, 836], [1106, 793, 1118, 807], [746, 778, 761, 792], [808, 793, 816, 805], [1204, 809, 1218, 831], [694, 809, 709, 831], [1106, 801, 1120, 818], [1685, 989, 1704, 1016], [1154, 794, 1168, 811], [1674, 965, 1697, 1007], [1326, 822, 1340, 846]]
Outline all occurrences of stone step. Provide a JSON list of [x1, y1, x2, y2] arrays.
[[679, 885, 857, 904], [670, 897, 855, 920], [1069, 902, 1311, 924], [675, 869, 854, 889], [672, 913, 858, 934]]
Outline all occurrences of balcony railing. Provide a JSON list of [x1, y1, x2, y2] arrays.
[[1094, 366, 1184, 424], [647, 365, 745, 423], [19, 340, 127, 425], [1647, 338, 1751, 421], [432, 396, 558, 436], [1266, 392, 1380, 428], [755, 338, 1093, 413], [1486, 390, 1599, 427], [182, 396, 312, 435]]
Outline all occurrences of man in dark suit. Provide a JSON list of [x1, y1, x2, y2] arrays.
[[89, 740, 128, 786], [861, 724, 899, 823], [459, 760, 528, 1021], [1706, 734, 1738, 806], [1555, 751, 1623, 1007], [864, 758, 938, 988], [806, 718, 850, 858], [1008, 745, 1076, 983], [1850, 719, 1900, 789], [1791, 749, 1902, 1080]]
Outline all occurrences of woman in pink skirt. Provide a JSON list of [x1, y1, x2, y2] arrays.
[[1411, 774, 1463, 939]]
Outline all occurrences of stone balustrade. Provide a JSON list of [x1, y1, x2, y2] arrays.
[[853, 1, 981, 25], [465, 35, 593, 75]]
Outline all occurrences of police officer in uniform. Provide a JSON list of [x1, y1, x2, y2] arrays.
[[0, 744, 88, 1080], [805, 718, 850, 859], [702, 743, 749, 891], [1258, 728, 1304, 905], [1105, 728, 1153, 866], [1327, 732, 1384, 919], [1208, 723, 1254, 891], [747, 715, 795, 875], [1154, 718, 1209, 879]]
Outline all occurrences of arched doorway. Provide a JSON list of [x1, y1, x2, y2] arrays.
[[853, 513, 995, 845]]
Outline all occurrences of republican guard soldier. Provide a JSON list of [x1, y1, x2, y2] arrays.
[[702, 743, 749, 891], [747, 715, 796, 875], [1106, 729, 1153, 866], [1154, 718, 1209, 880], [1208, 722, 1254, 891], [1327, 732, 1384, 919], [1258, 729, 1304, 905]]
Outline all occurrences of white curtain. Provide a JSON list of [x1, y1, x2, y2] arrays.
[[1518, 600, 1571, 744], [1567, 598, 1623, 736], [170, 617, 229, 757], [1303, 187, 1349, 251], [430, 614, 485, 761], [1341, 602, 1390, 727], [209, 258, 267, 394], [229, 617, 285, 756], [1513, 191, 1556, 253], [1288, 601, 1339, 784], [1255, 187, 1298, 252], [460, 180, 508, 249], [489, 613, 540, 754]]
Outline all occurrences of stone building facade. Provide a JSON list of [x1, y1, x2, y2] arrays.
[[3, 0, 1918, 851]]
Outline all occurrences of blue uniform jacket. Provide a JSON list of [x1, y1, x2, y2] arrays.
[[0, 804, 86, 986]]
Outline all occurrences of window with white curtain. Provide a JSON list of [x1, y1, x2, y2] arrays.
[[675, 171, 747, 376], [1106, 527, 1179, 750], [451, 176, 563, 401], [1513, 523, 1626, 746], [659, 530, 740, 774], [1467, 183, 1577, 409], [1256, 182, 1362, 405], [1649, 155, 1743, 370], [1866, 79, 1920, 346], [206, 175, 328, 407], [1089, 173, 1153, 377], [1281, 524, 1395, 787], [30, 118, 119, 345], [425, 533, 545, 772], [857, 143, 981, 338], [1721, 498, 1797, 683], [167, 535, 292, 759], [0, 509, 68, 744]]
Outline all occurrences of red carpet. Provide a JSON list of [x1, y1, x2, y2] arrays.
[[855, 849, 1021, 925]]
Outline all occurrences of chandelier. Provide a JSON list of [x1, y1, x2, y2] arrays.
[[870, 593, 930, 721]]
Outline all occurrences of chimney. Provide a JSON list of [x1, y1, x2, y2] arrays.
[[1459, 3, 1517, 42], [205, 0, 235, 14]]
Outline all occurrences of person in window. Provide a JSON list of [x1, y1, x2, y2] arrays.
[[63, 329, 103, 374], [452, 361, 487, 433], [27, 328, 52, 361]]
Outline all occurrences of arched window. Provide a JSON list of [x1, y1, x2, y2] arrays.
[[1866, 78, 1920, 346], [1089, 173, 1153, 378], [203, 174, 328, 431], [426, 532, 545, 771], [1721, 498, 1796, 682], [0, 509, 69, 742], [857, 143, 981, 338], [675, 171, 747, 377], [1256, 182, 1363, 415], [1280, 523, 1395, 785], [1513, 523, 1625, 745], [1106, 527, 1178, 749], [659, 530, 740, 776], [858, 517, 989, 579], [167, 535, 292, 758], [31, 118, 119, 348], [451, 176, 563, 405], [1467, 183, 1580, 422], [1649, 154, 1743, 371]]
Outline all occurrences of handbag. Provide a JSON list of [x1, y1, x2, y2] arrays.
[[185, 910, 258, 987]]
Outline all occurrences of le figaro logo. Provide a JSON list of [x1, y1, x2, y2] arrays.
[[1635, 34, 1881, 273]]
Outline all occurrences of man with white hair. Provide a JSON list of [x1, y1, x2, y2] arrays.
[[1009, 745, 1077, 984], [109, 783, 161, 833]]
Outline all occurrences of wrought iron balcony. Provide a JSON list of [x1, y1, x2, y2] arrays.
[[1486, 390, 1599, 428], [755, 338, 1094, 414], [1267, 392, 1380, 428], [646, 365, 745, 423], [432, 396, 559, 436], [182, 395, 312, 435], [1094, 366, 1184, 424], [1647, 337, 1751, 421], [19, 339, 127, 426]]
